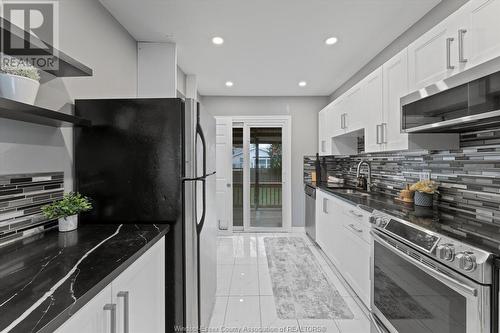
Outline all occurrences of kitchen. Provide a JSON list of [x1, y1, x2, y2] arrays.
[[0, 0, 500, 333]]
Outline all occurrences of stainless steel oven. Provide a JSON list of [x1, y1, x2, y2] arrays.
[[370, 211, 493, 333]]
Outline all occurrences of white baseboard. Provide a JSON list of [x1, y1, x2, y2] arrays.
[[291, 227, 306, 233]]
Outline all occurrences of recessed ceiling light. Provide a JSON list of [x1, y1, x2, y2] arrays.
[[325, 37, 338, 45], [298, 81, 307, 87], [225, 81, 234, 87], [212, 37, 224, 45]]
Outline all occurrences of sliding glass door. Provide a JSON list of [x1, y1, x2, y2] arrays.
[[232, 121, 287, 231]]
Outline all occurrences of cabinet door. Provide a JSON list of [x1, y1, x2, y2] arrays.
[[461, 0, 500, 70], [344, 85, 363, 133], [408, 15, 460, 91], [315, 191, 344, 269], [318, 108, 328, 156], [330, 99, 345, 138], [112, 237, 165, 333], [341, 227, 370, 307], [362, 68, 384, 153], [383, 49, 409, 152], [315, 191, 328, 249], [55, 285, 113, 333]]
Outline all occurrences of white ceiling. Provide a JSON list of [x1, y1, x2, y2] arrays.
[[100, 0, 440, 96]]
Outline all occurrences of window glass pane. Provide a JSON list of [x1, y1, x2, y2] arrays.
[[250, 127, 282, 228], [232, 128, 243, 227]]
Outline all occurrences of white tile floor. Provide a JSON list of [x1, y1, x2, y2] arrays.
[[209, 232, 379, 333]]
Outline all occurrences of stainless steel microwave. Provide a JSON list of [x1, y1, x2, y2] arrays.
[[401, 59, 500, 133]]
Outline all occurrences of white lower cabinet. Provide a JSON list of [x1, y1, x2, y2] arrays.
[[315, 190, 344, 269], [315, 190, 371, 308], [55, 286, 114, 333], [112, 238, 165, 333], [338, 204, 371, 307], [55, 237, 165, 333]]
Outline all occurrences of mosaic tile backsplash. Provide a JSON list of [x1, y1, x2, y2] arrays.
[[305, 127, 500, 227], [0, 172, 64, 246]]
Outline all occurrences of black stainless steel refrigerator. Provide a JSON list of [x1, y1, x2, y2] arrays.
[[74, 98, 217, 332]]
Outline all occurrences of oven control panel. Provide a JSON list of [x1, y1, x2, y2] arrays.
[[369, 210, 492, 284]]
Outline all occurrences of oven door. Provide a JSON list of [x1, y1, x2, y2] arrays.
[[371, 229, 490, 333]]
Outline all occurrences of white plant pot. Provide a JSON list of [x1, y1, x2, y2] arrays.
[[0, 73, 40, 105], [58, 215, 78, 232]]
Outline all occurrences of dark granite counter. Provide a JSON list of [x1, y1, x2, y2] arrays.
[[308, 181, 500, 256], [0, 223, 169, 333]]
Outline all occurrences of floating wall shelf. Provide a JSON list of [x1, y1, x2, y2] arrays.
[[0, 98, 91, 127]]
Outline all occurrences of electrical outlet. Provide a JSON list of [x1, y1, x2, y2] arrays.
[[419, 171, 431, 181]]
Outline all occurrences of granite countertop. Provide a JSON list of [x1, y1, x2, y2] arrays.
[[308, 181, 500, 255], [0, 223, 169, 333]]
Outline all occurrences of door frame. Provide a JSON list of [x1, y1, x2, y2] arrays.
[[229, 116, 292, 233]]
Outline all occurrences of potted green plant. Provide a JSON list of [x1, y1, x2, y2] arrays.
[[0, 57, 40, 105], [410, 180, 439, 207], [42, 193, 92, 232]]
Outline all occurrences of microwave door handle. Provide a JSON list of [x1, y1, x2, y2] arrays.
[[370, 231, 478, 297]]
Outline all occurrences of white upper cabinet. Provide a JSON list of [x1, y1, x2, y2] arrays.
[[409, 0, 500, 90], [318, 108, 329, 156], [361, 68, 384, 153], [408, 12, 463, 91], [318, 0, 500, 155], [460, 0, 500, 70], [343, 85, 363, 132], [382, 49, 410, 152], [328, 98, 345, 138]]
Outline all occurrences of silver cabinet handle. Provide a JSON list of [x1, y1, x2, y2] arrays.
[[376, 124, 381, 144], [104, 304, 117, 333], [348, 224, 363, 233], [117, 291, 130, 333], [348, 210, 364, 219], [343, 113, 348, 129], [458, 29, 467, 63], [381, 123, 388, 144], [446, 37, 455, 70], [323, 198, 328, 214], [340, 113, 344, 129]]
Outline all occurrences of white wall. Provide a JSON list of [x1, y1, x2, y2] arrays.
[[0, 0, 138, 190], [201, 96, 329, 227]]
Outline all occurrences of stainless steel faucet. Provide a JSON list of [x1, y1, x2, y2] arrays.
[[356, 160, 372, 192]]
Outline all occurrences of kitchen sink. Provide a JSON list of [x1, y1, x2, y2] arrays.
[[336, 188, 372, 197]]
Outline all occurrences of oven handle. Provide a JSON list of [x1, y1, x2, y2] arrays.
[[371, 230, 478, 297]]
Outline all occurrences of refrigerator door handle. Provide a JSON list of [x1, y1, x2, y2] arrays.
[[196, 122, 207, 235]]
